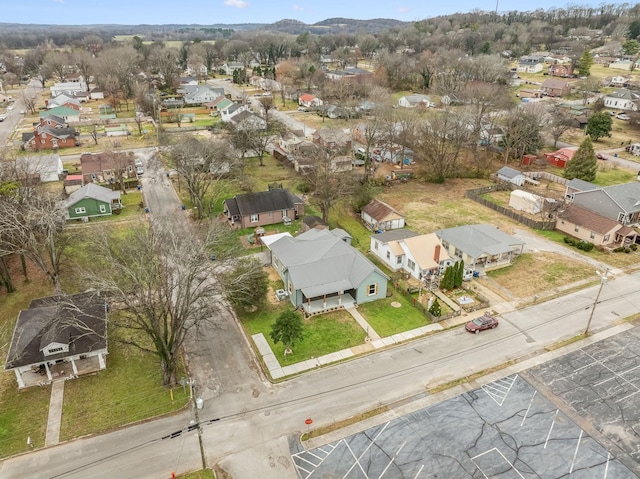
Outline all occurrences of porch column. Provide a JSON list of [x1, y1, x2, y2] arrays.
[[338, 291, 342, 306], [44, 362, 52, 381], [97, 353, 106, 369], [70, 358, 78, 375], [14, 369, 25, 389], [323, 294, 326, 309]]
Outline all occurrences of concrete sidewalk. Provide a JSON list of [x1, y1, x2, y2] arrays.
[[345, 307, 381, 340], [45, 379, 65, 447]]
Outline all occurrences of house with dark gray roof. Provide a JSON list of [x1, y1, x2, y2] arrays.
[[571, 182, 640, 225], [497, 166, 526, 186], [565, 178, 598, 200], [4, 292, 108, 389], [223, 189, 304, 228], [435, 224, 524, 272], [268, 229, 389, 315]]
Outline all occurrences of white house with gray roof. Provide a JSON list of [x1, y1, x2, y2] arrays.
[[435, 224, 524, 272], [268, 229, 389, 316], [603, 88, 640, 111]]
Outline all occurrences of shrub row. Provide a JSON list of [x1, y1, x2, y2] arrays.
[[563, 236, 595, 251]]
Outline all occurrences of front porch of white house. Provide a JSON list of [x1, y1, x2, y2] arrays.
[[301, 291, 356, 317], [471, 252, 518, 272], [12, 353, 106, 389]]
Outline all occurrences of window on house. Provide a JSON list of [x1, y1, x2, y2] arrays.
[[574, 225, 579, 232], [99, 205, 107, 213], [250, 214, 259, 223], [75, 207, 86, 214], [407, 259, 415, 270], [367, 283, 378, 296], [590, 231, 595, 239], [374, 242, 378, 250], [386, 251, 391, 260], [603, 234, 610, 242], [48, 347, 64, 354], [396, 256, 402, 264]]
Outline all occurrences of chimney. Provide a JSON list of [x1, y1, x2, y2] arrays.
[[434, 244, 441, 263]]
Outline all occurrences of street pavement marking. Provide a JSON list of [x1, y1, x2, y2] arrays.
[[569, 430, 583, 473], [377, 441, 406, 479], [413, 464, 424, 478], [471, 447, 525, 479], [520, 390, 537, 427], [582, 352, 640, 404], [604, 452, 611, 478], [482, 374, 518, 406], [544, 409, 559, 449], [292, 441, 339, 478], [340, 422, 390, 479]]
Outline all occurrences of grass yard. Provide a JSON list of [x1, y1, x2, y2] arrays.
[[535, 229, 640, 269], [358, 290, 432, 337], [177, 470, 216, 479], [243, 155, 304, 193], [239, 303, 366, 366], [0, 267, 55, 458], [328, 203, 372, 253], [485, 252, 599, 298], [59, 321, 190, 441]]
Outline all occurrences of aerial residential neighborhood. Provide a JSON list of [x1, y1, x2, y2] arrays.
[[2, 3, 640, 479]]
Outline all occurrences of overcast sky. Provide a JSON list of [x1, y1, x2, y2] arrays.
[[2, 0, 630, 25]]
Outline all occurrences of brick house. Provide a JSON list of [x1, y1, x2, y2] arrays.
[[541, 79, 572, 97], [547, 63, 574, 77]]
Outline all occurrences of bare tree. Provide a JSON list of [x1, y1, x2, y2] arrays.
[[168, 137, 238, 219], [547, 105, 574, 148], [302, 145, 356, 222], [414, 110, 469, 182], [84, 219, 262, 385]]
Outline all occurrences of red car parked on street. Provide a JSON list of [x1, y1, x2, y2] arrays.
[[465, 313, 499, 333]]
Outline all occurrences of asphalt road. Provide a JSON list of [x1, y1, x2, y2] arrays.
[[3, 258, 640, 478], [0, 80, 41, 148]]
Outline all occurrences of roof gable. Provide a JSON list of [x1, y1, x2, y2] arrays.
[[435, 224, 524, 259], [362, 198, 404, 221]]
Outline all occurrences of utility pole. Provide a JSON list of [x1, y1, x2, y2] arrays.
[[584, 268, 609, 336]]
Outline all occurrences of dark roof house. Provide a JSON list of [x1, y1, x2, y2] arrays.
[[4, 292, 108, 388], [223, 189, 304, 228]]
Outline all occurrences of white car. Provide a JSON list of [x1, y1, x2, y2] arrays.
[[616, 113, 630, 121], [0, 115, 5, 122]]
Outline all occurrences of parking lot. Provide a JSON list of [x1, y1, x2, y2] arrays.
[[292, 328, 640, 479]]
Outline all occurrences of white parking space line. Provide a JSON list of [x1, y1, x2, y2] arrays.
[[582, 352, 640, 403], [521, 391, 537, 427], [482, 374, 518, 406], [603, 452, 611, 478], [377, 441, 406, 479], [569, 430, 583, 473], [341, 422, 390, 479], [544, 409, 559, 449], [413, 464, 424, 478], [471, 448, 525, 479]]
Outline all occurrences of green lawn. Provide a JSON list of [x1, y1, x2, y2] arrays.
[[59, 322, 190, 441], [177, 470, 216, 479], [358, 290, 432, 337], [239, 303, 366, 365], [328, 204, 371, 253]]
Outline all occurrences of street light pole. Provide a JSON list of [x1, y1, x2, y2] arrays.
[[584, 268, 609, 336]]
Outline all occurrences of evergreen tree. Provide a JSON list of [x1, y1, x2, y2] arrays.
[[564, 136, 598, 181], [454, 261, 464, 288], [585, 112, 612, 141], [577, 51, 593, 77], [429, 298, 441, 317], [441, 265, 453, 290]]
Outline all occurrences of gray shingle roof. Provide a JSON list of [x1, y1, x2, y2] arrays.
[[566, 178, 598, 192], [64, 183, 120, 207], [435, 224, 524, 259], [270, 229, 389, 298], [5, 292, 107, 369], [497, 166, 522, 179], [372, 229, 419, 243], [601, 182, 640, 212]]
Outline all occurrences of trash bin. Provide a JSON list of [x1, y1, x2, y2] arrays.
[[614, 153, 618, 157], [181, 204, 186, 211], [137, 184, 141, 191], [144, 207, 150, 213]]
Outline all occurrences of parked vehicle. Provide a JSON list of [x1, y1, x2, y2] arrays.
[[596, 153, 607, 160], [297, 106, 309, 112], [616, 113, 630, 121], [0, 115, 5, 122], [465, 313, 499, 333], [626, 144, 640, 156]]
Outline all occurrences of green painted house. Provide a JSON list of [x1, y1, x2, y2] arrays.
[[64, 183, 122, 220]]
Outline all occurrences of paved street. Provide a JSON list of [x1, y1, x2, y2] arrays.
[[2, 111, 640, 478]]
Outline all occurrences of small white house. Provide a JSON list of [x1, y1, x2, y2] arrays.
[[361, 199, 405, 231], [497, 166, 526, 186], [603, 88, 640, 111], [398, 94, 433, 108]]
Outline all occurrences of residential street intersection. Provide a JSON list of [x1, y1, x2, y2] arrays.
[[2, 151, 640, 479]]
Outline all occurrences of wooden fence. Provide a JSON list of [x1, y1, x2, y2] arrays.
[[391, 280, 461, 323], [466, 185, 556, 230]]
